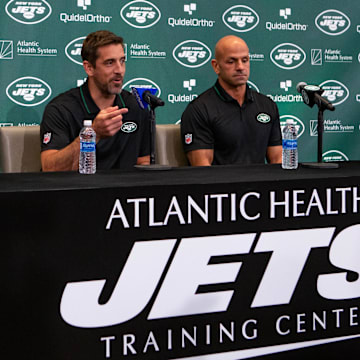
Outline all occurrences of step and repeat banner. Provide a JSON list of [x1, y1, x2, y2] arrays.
[[0, 0, 360, 162]]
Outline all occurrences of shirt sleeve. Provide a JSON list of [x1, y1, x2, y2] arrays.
[[180, 100, 214, 153], [40, 102, 72, 152]]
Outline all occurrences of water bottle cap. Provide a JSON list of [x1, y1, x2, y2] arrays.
[[83, 120, 92, 127]]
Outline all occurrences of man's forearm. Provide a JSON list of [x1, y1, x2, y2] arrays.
[[41, 137, 81, 172]]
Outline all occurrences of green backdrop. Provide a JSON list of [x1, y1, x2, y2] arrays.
[[1, 0, 359, 162]]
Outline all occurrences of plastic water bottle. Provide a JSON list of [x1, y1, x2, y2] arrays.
[[282, 119, 298, 170], [79, 119, 96, 174]]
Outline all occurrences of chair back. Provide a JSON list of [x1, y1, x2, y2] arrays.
[[155, 124, 188, 166], [0, 125, 41, 173]]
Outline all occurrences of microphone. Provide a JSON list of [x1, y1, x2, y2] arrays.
[[131, 87, 164, 110], [142, 90, 165, 108], [296, 82, 335, 111]]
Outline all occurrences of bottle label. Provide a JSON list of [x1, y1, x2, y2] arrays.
[[80, 142, 96, 152], [282, 139, 297, 149]]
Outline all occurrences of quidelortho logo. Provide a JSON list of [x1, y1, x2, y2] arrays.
[[322, 150, 349, 162], [222, 5, 259, 32], [65, 36, 86, 65], [310, 119, 355, 136], [280, 80, 292, 92], [266, 8, 308, 32], [267, 80, 303, 104], [270, 43, 306, 70], [184, 3, 196, 15], [0, 40, 13, 59], [319, 80, 349, 106], [280, 115, 305, 137], [168, 3, 215, 28], [280, 8, 291, 20], [168, 79, 198, 104], [315, 9, 351, 36], [5, 0, 52, 24], [60, 0, 111, 24], [123, 77, 161, 97], [173, 40, 211, 68], [6, 76, 52, 107], [77, 0, 90, 10], [120, 0, 161, 29], [267, 81, 303, 104]]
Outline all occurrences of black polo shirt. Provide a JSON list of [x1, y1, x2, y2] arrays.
[[41, 81, 150, 170], [181, 80, 282, 165]]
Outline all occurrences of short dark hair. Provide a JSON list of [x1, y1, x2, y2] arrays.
[[81, 30, 124, 66]]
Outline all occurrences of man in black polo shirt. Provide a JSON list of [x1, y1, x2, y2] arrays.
[[40, 30, 150, 171], [181, 35, 282, 166]]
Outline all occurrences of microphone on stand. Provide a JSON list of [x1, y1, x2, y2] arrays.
[[142, 90, 164, 108], [296, 82, 338, 169], [131, 87, 164, 110], [296, 82, 335, 111], [131, 87, 169, 170]]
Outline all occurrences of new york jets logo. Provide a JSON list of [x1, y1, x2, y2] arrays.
[[257, 113, 271, 123], [319, 80, 349, 106], [222, 5, 259, 32], [247, 80, 260, 92], [123, 77, 161, 97], [6, 76, 52, 107], [315, 9, 350, 36], [172, 40, 211, 68], [270, 43, 306, 70], [121, 122, 137, 133], [120, 0, 161, 29], [65, 36, 86, 65], [5, 0, 52, 24]]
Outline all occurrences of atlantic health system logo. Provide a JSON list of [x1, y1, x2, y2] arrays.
[[0, 40, 13, 59]]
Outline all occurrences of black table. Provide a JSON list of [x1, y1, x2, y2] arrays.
[[2, 163, 360, 359]]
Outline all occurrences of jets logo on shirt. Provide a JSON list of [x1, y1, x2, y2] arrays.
[[121, 122, 137, 133], [185, 133, 192, 144], [43, 132, 51, 144], [256, 113, 271, 123]]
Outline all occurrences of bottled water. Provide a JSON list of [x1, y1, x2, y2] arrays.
[[282, 119, 298, 170], [79, 119, 96, 174]]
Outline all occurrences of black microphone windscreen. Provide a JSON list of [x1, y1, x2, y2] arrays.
[[296, 82, 307, 93]]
